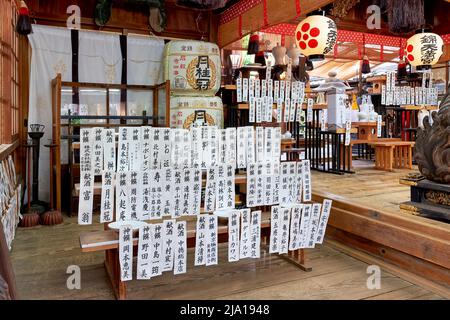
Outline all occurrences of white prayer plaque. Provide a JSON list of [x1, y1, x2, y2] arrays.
[[377, 115, 382, 138], [181, 168, 192, 216], [299, 204, 312, 248], [225, 128, 237, 167], [269, 206, 281, 253], [279, 207, 291, 254], [78, 171, 94, 225], [228, 210, 240, 262], [249, 79, 255, 99], [172, 168, 183, 218], [246, 163, 257, 208], [140, 126, 152, 171], [161, 129, 172, 168], [204, 167, 217, 213], [150, 128, 164, 169], [137, 224, 152, 280], [80, 128, 93, 173], [249, 97, 256, 123], [345, 120, 352, 146], [283, 98, 290, 123], [119, 224, 133, 281], [302, 160, 312, 202], [289, 100, 297, 122], [306, 203, 322, 248], [289, 204, 303, 250], [103, 128, 116, 172], [162, 219, 176, 272], [316, 199, 333, 244], [100, 171, 115, 223], [255, 163, 264, 206], [239, 209, 252, 259], [161, 168, 173, 217], [276, 101, 283, 123], [118, 127, 130, 172], [272, 161, 280, 205], [190, 127, 201, 166], [255, 79, 261, 98], [295, 162, 303, 203], [250, 210, 262, 258], [129, 127, 141, 171], [150, 223, 163, 277], [279, 162, 290, 207], [267, 79, 273, 98], [263, 161, 274, 206], [237, 127, 247, 169], [246, 126, 255, 165], [261, 79, 267, 97], [307, 98, 314, 123], [273, 127, 281, 161], [174, 221, 188, 275], [116, 171, 130, 222], [266, 96, 274, 122], [218, 129, 227, 164], [191, 167, 202, 216], [280, 80, 285, 101], [129, 171, 140, 221], [264, 127, 273, 162], [195, 215, 208, 266], [206, 215, 218, 266], [274, 80, 279, 101], [92, 128, 103, 176], [256, 127, 264, 162], [285, 81, 291, 100], [236, 78, 242, 103], [243, 78, 249, 102], [256, 98, 262, 123]]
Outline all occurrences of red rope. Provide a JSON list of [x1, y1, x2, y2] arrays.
[[295, 0, 301, 18], [238, 15, 243, 38], [263, 0, 268, 27]]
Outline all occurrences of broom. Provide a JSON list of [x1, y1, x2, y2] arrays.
[[16, 1, 33, 35]]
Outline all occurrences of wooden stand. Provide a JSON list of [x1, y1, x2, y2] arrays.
[[80, 216, 312, 300], [369, 140, 414, 171]]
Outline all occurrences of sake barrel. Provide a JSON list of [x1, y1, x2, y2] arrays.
[[170, 96, 223, 129], [164, 40, 221, 96]]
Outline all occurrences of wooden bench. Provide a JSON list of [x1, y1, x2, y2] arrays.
[[80, 213, 312, 300], [367, 140, 415, 171]]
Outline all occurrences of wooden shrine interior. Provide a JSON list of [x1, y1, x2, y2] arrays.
[[0, 0, 449, 300]]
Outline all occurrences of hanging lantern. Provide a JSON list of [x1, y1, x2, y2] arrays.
[[16, 1, 32, 35], [405, 29, 444, 71], [295, 11, 337, 61]]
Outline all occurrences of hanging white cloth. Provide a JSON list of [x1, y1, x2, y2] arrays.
[[127, 35, 165, 123], [28, 25, 72, 202]]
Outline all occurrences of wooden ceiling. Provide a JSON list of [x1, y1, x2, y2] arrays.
[[290, 0, 450, 36]]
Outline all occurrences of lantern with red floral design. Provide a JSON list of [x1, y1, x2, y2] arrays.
[[405, 29, 443, 71], [295, 12, 337, 61]]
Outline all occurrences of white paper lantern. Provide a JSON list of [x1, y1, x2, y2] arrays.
[[295, 14, 338, 61], [405, 30, 444, 70]]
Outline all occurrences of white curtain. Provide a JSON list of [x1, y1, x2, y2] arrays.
[[127, 35, 165, 123], [28, 26, 165, 202], [28, 25, 72, 202]]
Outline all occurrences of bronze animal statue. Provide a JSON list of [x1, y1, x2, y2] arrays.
[[414, 86, 450, 184], [95, 0, 167, 33]]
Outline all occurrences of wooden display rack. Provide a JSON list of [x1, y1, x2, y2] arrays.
[[51, 74, 170, 215], [79, 172, 313, 300], [80, 213, 311, 300]]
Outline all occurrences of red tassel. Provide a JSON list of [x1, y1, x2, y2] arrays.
[[361, 55, 371, 74], [16, 1, 32, 35]]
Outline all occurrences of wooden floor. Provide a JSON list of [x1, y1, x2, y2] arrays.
[[313, 160, 417, 214], [10, 214, 444, 300]]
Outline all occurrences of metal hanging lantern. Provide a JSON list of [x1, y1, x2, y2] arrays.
[[405, 28, 444, 71], [295, 11, 338, 61]]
